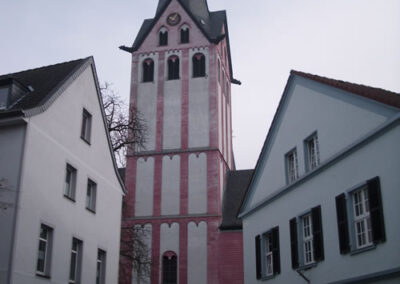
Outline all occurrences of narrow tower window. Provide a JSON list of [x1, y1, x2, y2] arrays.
[[142, 58, 154, 82], [180, 25, 189, 43], [168, 56, 180, 80], [159, 27, 168, 46], [192, 53, 206, 78], [162, 251, 177, 284]]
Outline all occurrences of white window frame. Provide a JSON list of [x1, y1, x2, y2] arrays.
[[96, 249, 106, 284], [36, 224, 53, 276], [305, 133, 320, 171], [302, 214, 314, 265], [352, 187, 372, 249], [286, 149, 299, 184], [263, 233, 273, 277], [69, 238, 83, 284], [86, 179, 97, 213], [64, 164, 77, 201], [81, 108, 92, 144]]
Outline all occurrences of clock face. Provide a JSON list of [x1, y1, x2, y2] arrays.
[[167, 12, 181, 26]]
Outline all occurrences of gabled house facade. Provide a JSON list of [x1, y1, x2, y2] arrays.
[[119, 0, 245, 283], [0, 57, 125, 284], [239, 71, 400, 283]]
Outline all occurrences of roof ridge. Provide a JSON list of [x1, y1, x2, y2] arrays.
[[0, 57, 90, 79]]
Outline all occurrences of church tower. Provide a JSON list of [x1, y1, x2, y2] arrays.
[[120, 1, 241, 283]]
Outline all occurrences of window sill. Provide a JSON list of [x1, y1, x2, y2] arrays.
[[86, 207, 96, 214], [350, 244, 376, 256], [36, 272, 51, 279], [80, 136, 91, 146], [64, 195, 76, 203], [261, 274, 276, 281], [297, 262, 317, 271]]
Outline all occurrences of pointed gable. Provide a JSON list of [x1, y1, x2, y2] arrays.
[[240, 71, 399, 216]]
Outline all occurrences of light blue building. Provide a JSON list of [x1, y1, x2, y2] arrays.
[[239, 71, 400, 283]]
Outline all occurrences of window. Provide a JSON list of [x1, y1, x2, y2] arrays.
[[0, 86, 9, 109], [290, 206, 324, 269], [180, 25, 189, 43], [142, 58, 154, 83], [86, 179, 97, 213], [36, 224, 53, 277], [286, 149, 299, 184], [305, 133, 320, 171], [162, 251, 177, 284], [159, 27, 168, 46], [96, 249, 106, 284], [167, 56, 180, 80], [64, 164, 77, 201], [69, 238, 83, 284], [192, 53, 206, 78], [81, 108, 92, 143], [255, 227, 280, 280], [335, 177, 385, 254]]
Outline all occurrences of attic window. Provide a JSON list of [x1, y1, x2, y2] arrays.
[[159, 27, 168, 46], [180, 25, 189, 44], [0, 86, 9, 110]]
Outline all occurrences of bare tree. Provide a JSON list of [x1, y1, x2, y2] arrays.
[[0, 179, 13, 211], [101, 82, 146, 166], [119, 225, 152, 284]]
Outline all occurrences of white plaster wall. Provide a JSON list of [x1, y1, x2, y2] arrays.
[[243, 124, 400, 284], [132, 224, 152, 284], [188, 48, 209, 148], [0, 124, 25, 283], [161, 155, 180, 215], [137, 53, 159, 152], [11, 66, 123, 284], [135, 157, 154, 217], [163, 75, 181, 150], [188, 153, 207, 214], [187, 222, 207, 284], [247, 77, 397, 208], [159, 222, 180, 283]]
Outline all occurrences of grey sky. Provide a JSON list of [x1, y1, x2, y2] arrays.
[[1, 0, 399, 169]]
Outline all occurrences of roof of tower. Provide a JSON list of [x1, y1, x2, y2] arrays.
[[220, 169, 254, 231], [120, 0, 240, 84]]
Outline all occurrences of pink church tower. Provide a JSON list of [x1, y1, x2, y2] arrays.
[[120, 1, 242, 283]]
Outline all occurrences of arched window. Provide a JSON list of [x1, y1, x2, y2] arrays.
[[180, 25, 189, 44], [159, 27, 168, 46], [162, 251, 177, 284], [168, 56, 180, 80], [192, 53, 206, 78], [142, 58, 154, 82]]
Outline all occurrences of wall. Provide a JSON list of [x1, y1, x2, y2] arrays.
[[0, 123, 26, 284], [10, 65, 123, 284], [243, 123, 400, 283]]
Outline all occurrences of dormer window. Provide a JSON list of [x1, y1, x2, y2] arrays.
[[159, 27, 168, 46], [180, 25, 189, 44], [192, 53, 206, 78], [168, 56, 180, 80], [0, 86, 9, 110], [142, 58, 154, 83]]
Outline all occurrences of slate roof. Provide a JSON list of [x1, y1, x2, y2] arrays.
[[292, 70, 400, 109], [120, 0, 240, 84], [0, 58, 87, 117], [220, 169, 254, 231]]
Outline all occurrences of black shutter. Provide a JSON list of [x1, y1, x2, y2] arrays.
[[255, 235, 261, 279], [311, 206, 324, 261], [271, 227, 281, 274], [289, 218, 299, 269], [367, 177, 386, 244], [335, 193, 350, 254]]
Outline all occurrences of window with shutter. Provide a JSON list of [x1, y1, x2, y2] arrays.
[[255, 235, 261, 279], [289, 218, 299, 269], [255, 227, 281, 280]]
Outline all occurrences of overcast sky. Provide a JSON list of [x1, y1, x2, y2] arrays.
[[1, 0, 399, 169]]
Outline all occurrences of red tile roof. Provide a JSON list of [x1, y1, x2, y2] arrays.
[[292, 70, 400, 109]]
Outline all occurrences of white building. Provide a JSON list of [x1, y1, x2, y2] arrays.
[[0, 57, 125, 284], [239, 71, 400, 283]]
